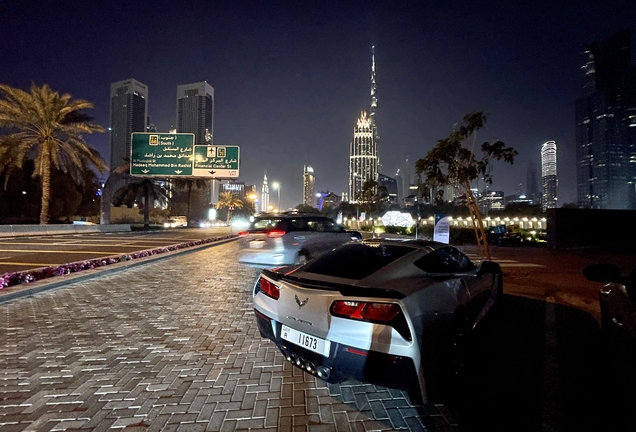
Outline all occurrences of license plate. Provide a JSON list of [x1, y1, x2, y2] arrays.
[[249, 240, 265, 249], [281, 325, 331, 357]]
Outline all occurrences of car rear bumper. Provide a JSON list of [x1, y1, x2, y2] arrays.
[[254, 308, 418, 390], [238, 248, 295, 266]]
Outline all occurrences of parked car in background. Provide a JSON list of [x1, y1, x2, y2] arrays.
[[238, 214, 361, 266], [252, 238, 503, 403], [163, 215, 188, 228], [584, 263, 636, 358], [583, 263, 636, 429]]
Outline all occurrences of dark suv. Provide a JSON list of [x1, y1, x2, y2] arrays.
[[238, 214, 361, 266]]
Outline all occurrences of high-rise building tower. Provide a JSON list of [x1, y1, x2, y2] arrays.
[[348, 47, 379, 202], [303, 165, 315, 207], [349, 112, 378, 201], [109, 79, 148, 170], [526, 159, 540, 204], [541, 141, 558, 211], [176, 82, 214, 144], [575, 30, 636, 209], [261, 172, 269, 212]]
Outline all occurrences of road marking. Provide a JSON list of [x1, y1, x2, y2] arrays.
[[499, 263, 545, 268], [0, 262, 62, 267], [0, 249, 124, 255]]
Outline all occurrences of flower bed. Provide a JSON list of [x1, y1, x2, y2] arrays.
[[0, 235, 235, 289]]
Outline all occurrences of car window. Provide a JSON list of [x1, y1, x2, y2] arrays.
[[413, 246, 476, 273], [288, 218, 309, 232], [302, 242, 415, 280], [251, 218, 283, 230]]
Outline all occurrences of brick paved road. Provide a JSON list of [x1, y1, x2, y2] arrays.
[[0, 240, 459, 432]]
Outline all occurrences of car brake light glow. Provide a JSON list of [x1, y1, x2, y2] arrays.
[[267, 229, 286, 238], [331, 301, 401, 322], [237, 231, 249, 237], [258, 277, 280, 300]]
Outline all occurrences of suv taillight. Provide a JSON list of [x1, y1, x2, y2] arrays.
[[267, 229, 286, 238], [237, 231, 249, 237]]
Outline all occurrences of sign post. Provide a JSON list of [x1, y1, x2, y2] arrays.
[[130, 133, 239, 179], [130, 133, 195, 176], [193, 145, 240, 178]]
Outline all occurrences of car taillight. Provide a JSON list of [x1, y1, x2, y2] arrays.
[[331, 301, 401, 322], [267, 229, 286, 238], [330, 300, 411, 341], [258, 277, 280, 300], [237, 231, 249, 237]]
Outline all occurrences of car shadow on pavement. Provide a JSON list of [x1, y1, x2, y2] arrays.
[[455, 294, 635, 432]]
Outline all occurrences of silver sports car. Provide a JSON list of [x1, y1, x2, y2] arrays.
[[252, 239, 503, 403]]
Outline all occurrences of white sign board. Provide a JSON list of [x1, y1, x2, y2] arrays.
[[433, 214, 451, 244]]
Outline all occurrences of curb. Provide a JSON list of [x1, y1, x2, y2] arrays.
[[0, 236, 239, 305]]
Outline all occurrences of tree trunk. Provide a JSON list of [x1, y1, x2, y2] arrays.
[[187, 182, 193, 225], [143, 182, 150, 229], [39, 160, 52, 225]]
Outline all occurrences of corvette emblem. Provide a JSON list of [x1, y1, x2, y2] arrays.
[[295, 295, 309, 308]]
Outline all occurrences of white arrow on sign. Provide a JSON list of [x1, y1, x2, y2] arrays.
[[174, 170, 183, 174], [142, 169, 150, 174]]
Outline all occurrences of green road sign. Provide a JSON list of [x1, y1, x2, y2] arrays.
[[130, 133, 195, 176], [193, 145, 240, 178]]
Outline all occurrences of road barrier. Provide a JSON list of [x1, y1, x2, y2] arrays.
[[0, 224, 131, 238]]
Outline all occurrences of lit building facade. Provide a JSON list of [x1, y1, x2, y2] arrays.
[[109, 78, 148, 170], [176, 82, 214, 144], [349, 113, 378, 201], [260, 172, 269, 212], [302, 165, 315, 207], [348, 46, 379, 203], [541, 140, 558, 211], [575, 30, 636, 209]]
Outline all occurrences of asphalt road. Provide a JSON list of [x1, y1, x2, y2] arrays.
[[0, 235, 634, 430], [0, 227, 234, 273]]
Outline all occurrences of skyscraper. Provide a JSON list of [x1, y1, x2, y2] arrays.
[[526, 159, 540, 204], [349, 112, 378, 201], [109, 79, 148, 170], [541, 141, 558, 211], [575, 30, 636, 209], [176, 82, 214, 144], [302, 165, 315, 207], [261, 172, 269, 212], [348, 47, 379, 202]]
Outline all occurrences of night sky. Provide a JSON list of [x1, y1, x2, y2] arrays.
[[2, 0, 636, 210]]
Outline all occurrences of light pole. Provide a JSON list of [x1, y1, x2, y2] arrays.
[[272, 182, 281, 212]]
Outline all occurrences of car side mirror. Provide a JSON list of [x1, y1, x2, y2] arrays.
[[583, 264, 621, 283], [478, 260, 501, 276]]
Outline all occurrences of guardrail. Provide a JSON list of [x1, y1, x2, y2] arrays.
[[0, 224, 131, 237]]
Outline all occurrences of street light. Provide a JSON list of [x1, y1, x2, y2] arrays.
[[272, 182, 281, 211]]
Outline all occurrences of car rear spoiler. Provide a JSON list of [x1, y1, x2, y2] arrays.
[[261, 268, 405, 300]]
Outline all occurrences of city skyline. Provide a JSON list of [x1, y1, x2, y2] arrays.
[[3, 1, 636, 210]]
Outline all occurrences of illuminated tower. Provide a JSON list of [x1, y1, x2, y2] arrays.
[[348, 47, 379, 202], [260, 172, 270, 212], [349, 112, 378, 201], [541, 140, 558, 211], [303, 165, 315, 207]]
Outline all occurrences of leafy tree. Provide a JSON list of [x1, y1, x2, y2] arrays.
[[415, 111, 517, 259], [171, 178, 209, 224], [0, 83, 106, 224], [112, 178, 170, 229], [355, 180, 388, 217], [295, 204, 320, 214], [216, 191, 244, 224]]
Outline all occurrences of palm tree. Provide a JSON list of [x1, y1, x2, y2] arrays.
[[112, 177, 170, 229], [171, 178, 209, 225], [0, 83, 106, 224], [216, 191, 244, 224]]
